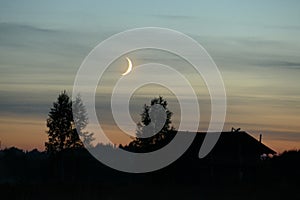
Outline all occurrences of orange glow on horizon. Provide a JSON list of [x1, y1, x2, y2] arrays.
[[0, 115, 299, 154]]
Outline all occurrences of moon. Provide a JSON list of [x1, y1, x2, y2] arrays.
[[122, 57, 133, 76]]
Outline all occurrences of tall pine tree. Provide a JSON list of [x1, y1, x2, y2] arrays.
[[45, 91, 93, 153]]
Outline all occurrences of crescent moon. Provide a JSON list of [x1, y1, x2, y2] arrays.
[[122, 57, 133, 76]]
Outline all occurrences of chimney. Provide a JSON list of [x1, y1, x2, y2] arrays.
[[259, 134, 262, 143]]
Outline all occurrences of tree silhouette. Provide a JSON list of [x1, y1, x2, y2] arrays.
[[72, 95, 94, 148], [125, 96, 175, 152], [45, 91, 93, 153]]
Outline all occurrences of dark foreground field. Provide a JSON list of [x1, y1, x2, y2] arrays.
[[1, 147, 300, 200], [1, 182, 299, 200]]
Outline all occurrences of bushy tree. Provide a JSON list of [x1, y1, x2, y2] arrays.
[[125, 96, 175, 152], [45, 91, 93, 153]]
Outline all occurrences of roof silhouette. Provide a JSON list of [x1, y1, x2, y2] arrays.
[[181, 130, 276, 164]]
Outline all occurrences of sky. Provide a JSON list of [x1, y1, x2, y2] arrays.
[[0, 0, 300, 153]]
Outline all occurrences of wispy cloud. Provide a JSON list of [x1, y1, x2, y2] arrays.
[[152, 14, 195, 20], [264, 24, 300, 31], [0, 22, 94, 53], [0, 22, 58, 33], [256, 60, 300, 69], [191, 34, 300, 70], [0, 22, 58, 49]]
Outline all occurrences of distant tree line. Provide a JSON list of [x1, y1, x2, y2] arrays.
[[0, 146, 299, 185]]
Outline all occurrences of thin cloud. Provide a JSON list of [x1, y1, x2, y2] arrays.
[[258, 60, 300, 68], [191, 34, 300, 70], [264, 24, 300, 31], [152, 14, 195, 20], [0, 22, 63, 49], [237, 59, 300, 69], [0, 22, 59, 34]]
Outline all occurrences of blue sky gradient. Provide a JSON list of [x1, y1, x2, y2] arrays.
[[0, 0, 300, 151]]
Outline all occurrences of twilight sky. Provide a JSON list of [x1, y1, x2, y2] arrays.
[[0, 0, 300, 152]]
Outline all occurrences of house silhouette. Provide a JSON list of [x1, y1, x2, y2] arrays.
[[186, 130, 276, 161], [169, 129, 276, 183]]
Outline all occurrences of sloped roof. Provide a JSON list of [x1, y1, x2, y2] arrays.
[[181, 131, 276, 159]]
